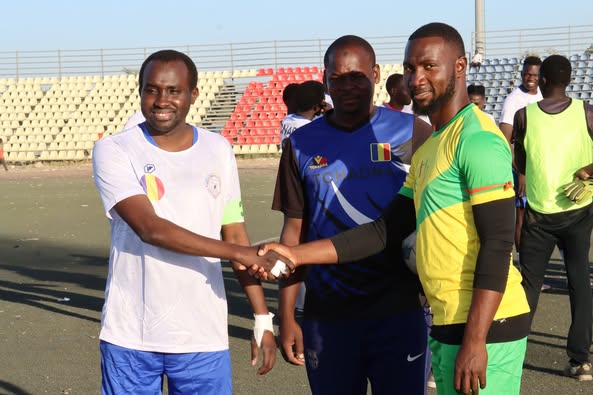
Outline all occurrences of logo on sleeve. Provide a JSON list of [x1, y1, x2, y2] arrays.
[[140, 173, 165, 201]]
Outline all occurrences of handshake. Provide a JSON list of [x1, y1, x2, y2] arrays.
[[234, 243, 299, 281]]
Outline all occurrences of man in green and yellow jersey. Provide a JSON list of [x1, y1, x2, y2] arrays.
[[256, 22, 531, 395]]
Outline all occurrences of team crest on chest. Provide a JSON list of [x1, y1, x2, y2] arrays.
[[309, 155, 329, 169], [206, 174, 221, 198]]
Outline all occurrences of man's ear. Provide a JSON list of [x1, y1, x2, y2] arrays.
[[456, 56, 467, 77]]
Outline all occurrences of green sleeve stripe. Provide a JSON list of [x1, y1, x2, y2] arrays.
[[222, 199, 244, 225]]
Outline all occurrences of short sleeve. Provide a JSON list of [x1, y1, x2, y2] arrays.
[[92, 138, 146, 219], [499, 96, 518, 126], [457, 131, 514, 206], [271, 138, 305, 218]]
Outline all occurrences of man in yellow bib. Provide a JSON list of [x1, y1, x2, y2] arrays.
[[513, 54, 593, 381]]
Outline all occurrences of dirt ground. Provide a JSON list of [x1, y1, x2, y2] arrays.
[[0, 159, 592, 394]]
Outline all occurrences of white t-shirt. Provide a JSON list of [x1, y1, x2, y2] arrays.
[[499, 86, 543, 126], [123, 110, 145, 130], [280, 113, 311, 142], [92, 125, 242, 353]]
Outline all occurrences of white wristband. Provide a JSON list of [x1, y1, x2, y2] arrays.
[[270, 260, 288, 277], [253, 312, 275, 347]]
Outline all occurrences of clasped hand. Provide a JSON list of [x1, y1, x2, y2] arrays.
[[233, 243, 297, 281]]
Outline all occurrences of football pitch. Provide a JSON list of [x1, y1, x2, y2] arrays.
[[0, 159, 591, 394]]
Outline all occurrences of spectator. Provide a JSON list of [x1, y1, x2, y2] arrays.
[[0, 138, 7, 171], [470, 51, 483, 72], [499, 56, 543, 257], [384, 73, 413, 113], [279, 80, 326, 143], [282, 82, 300, 115], [467, 84, 495, 121]]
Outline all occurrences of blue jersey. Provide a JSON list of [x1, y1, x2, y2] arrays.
[[273, 106, 421, 320]]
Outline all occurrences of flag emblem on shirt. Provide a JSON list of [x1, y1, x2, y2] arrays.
[[141, 173, 165, 201], [370, 143, 391, 162]]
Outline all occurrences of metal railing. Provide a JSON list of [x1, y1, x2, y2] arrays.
[[0, 24, 590, 80], [0, 36, 410, 80], [471, 24, 593, 59]]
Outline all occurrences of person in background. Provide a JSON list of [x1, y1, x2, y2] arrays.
[[384, 73, 413, 113], [499, 56, 543, 258], [279, 80, 326, 143], [470, 51, 483, 73], [281, 82, 300, 116], [513, 54, 593, 382], [0, 138, 8, 171], [467, 84, 495, 121]]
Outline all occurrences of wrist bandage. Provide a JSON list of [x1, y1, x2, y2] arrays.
[[253, 312, 275, 347], [270, 260, 288, 277]]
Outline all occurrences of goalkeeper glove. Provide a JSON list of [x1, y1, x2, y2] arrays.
[[562, 179, 593, 204]]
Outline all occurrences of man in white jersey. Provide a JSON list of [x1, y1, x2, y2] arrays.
[[499, 56, 542, 257], [123, 109, 144, 130], [92, 50, 284, 395]]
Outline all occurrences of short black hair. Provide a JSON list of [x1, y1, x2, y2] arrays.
[[385, 73, 404, 92], [408, 22, 465, 57], [138, 50, 198, 95], [282, 83, 300, 114], [295, 80, 325, 112], [467, 84, 486, 96], [323, 35, 376, 69], [540, 55, 572, 86], [523, 56, 542, 68]]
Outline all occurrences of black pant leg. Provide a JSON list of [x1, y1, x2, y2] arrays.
[[561, 205, 593, 364], [519, 206, 558, 320]]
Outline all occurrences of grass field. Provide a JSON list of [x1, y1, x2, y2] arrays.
[[0, 159, 591, 394]]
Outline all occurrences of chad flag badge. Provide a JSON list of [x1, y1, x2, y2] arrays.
[[370, 143, 391, 162]]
